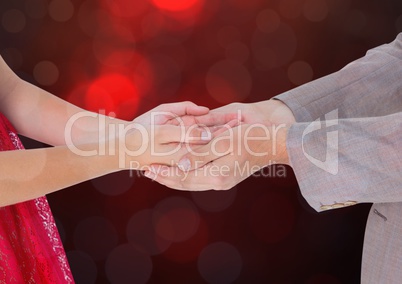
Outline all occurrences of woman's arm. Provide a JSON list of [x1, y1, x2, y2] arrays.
[[0, 142, 118, 206], [0, 56, 217, 206], [0, 121, 208, 206], [0, 55, 129, 146]]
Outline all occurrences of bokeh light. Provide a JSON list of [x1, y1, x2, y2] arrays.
[[33, 60, 59, 86], [2, 9, 26, 33], [153, 197, 200, 243], [287, 60, 314, 85], [85, 73, 139, 120], [303, 0, 329, 22], [105, 244, 153, 284], [48, 0, 75, 22], [197, 242, 243, 284], [126, 209, 172, 255], [73, 216, 119, 260], [151, 0, 202, 12]]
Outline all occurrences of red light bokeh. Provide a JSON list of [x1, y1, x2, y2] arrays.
[[68, 74, 140, 120], [151, 0, 201, 12], [87, 74, 139, 120]]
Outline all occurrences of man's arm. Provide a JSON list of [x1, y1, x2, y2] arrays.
[[272, 33, 402, 211], [286, 112, 402, 211], [274, 33, 402, 121], [147, 33, 402, 212]]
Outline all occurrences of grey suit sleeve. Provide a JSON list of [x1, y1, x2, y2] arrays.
[[275, 33, 402, 121], [286, 113, 402, 211], [274, 33, 402, 212]]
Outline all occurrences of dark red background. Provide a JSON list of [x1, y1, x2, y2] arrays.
[[1, 0, 401, 283]]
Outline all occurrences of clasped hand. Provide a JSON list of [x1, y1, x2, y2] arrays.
[[140, 100, 295, 191]]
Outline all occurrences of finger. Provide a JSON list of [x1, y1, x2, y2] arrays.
[[176, 131, 234, 171], [210, 119, 240, 137], [185, 104, 210, 116], [157, 101, 209, 117], [146, 160, 236, 191], [156, 125, 212, 144], [195, 112, 241, 126], [144, 164, 212, 191]]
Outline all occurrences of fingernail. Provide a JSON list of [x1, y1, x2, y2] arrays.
[[144, 171, 156, 179], [201, 130, 211, 141], [178, 158, 191, 171]]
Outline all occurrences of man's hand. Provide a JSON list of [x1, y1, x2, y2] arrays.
[[144, 123, 290, 190], [197, 99, 296, 126]]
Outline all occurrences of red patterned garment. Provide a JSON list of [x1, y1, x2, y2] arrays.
[[0, 113, 74, 283]]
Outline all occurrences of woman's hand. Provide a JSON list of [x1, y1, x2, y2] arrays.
[[120, 123, 212, 170], [134, 101, 238, 127], [120, 101, 239, 171]]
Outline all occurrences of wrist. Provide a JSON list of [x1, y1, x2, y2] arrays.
[[274, 124, 290, 166], [252, 99, 296, 126], [115, 126, 145, 170]]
